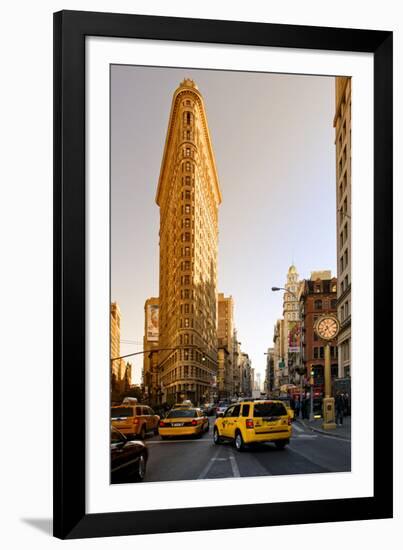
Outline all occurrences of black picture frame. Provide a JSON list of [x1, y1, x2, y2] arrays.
[[53, 10, 393, 540]]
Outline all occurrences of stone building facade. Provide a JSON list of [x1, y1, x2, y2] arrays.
[[155, 79, 222, 405], [273, 319, 285, 389], [282, 265, 301, 384], [217, 293, 234, 398], [110, 302, 127, 401], [334, 77, 351, 378], [142, 297, 160, 403]]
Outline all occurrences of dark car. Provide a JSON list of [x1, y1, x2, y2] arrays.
[[111, 426, 148, 483]]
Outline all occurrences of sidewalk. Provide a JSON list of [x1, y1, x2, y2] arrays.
[[297, 415, 351, 440]]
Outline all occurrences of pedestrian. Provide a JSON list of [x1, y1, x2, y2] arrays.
[[335, 392, 344, 425], [302, 397, 309, 419], [343, 392, 350, 416], [294, 396, 300, 418]]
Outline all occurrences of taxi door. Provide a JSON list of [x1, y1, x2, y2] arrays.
[[220, 405, 235, 438], [225, 404, 241, 439]]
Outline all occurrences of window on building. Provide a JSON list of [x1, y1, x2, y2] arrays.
[[185, 147, 191, 157], [331, 299, 337, 309], [314, 299, 322, 310], [186, 162, 191, 172], [185, 205, 190, 214]]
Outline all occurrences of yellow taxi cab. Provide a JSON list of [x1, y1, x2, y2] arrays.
[[213, 399, 292, 451], [171, 400, 194, 410], [111, 402, 160, 440], [159, 407, 209, 439]]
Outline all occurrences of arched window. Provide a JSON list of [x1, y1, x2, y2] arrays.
[[314, 299, 323, 310]]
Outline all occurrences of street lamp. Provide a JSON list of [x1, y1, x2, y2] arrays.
[[271, 286, 305, 418]]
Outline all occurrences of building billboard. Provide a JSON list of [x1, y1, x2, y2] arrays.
[[147, 304, 159, 341], [288, 321, 300, 353]]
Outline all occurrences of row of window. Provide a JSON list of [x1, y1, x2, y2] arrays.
[[314, 299, 337, 310], [312, 346, 338, 359], [341, 340, 350, 362], [340, 300, 350, 322], [340, 248, 349, 273], [340, 222, 348, 247], [340, 274, 349, 294]]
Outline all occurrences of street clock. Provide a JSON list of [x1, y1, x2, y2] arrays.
[[314, 315, 340, 341]]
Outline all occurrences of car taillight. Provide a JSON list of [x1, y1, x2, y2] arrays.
[[159, 420, 166, 427], [191, 419, 197, 426], [288, 417, 292, 425], [246, 418, 254, 429], [133, 418, 139, 424]]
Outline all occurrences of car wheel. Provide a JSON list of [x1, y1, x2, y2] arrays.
[[139, 425, 146, 440], [213, 427, 222, 444], [234, 431, 245, 452], [132, 452, 147, 481], [275, 440, 288, 450]]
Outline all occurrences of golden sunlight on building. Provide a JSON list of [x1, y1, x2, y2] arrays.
[[334, 77, 351, 379], [155, 79, 222, 405]]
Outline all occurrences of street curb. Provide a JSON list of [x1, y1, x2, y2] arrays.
[[296, 420, 351, 441]]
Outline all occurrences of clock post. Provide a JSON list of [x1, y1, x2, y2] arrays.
[[314, 315, 340, 430], [322, 343, 336, 430]]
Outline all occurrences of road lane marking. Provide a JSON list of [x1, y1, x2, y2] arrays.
[[228, 449, 241, 478], [292, 423, 304, 433], [198, 446, 222, 479], [317, 433, 351, 443], [294, 434, 318, 439]]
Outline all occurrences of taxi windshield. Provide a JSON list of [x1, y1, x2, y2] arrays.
[[167, 409, 197, 418]]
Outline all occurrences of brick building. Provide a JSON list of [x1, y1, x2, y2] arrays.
[[300, 272, 338, 394]]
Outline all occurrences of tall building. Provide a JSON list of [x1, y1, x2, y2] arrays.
[[273, 319, 285, 389], [282, 265, 301, 384], [299, 272, 338, 394], [232, 329, 241, 396], [217, 293, 234, 398], [155, 79, 222, 405], [254, 372, 262, 392], [240, 353, 252, 396], [334, 77, 351, 378], [265, 348, 275, 393], [110, 302, 126, 400], [143, 297, 160, 403]]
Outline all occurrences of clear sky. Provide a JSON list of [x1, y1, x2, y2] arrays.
[[111, 65, 336, 385]]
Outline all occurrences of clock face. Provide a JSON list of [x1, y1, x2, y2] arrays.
[[316, 316, 339, 340]]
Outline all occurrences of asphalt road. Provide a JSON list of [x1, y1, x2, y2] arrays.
[[141, 420, 351, 482]]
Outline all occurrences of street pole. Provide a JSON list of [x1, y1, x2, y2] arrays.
[[298, 299, 304, 419], [322, 343, 336, 429]]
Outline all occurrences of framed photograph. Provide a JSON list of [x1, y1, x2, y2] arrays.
[[53, 10, 393, 539]]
